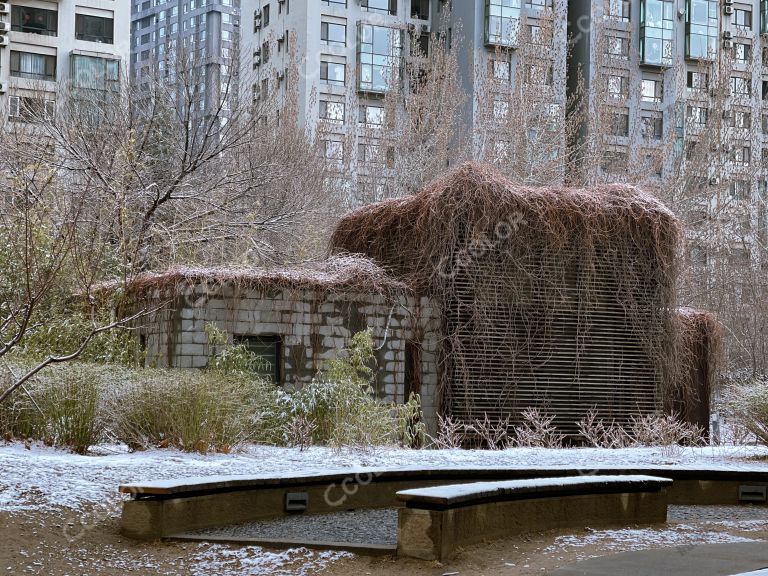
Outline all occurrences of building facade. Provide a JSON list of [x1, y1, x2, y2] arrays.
[[130, 0, 241, 117], [568, 1, 768, 257], [0, 0, 129, 121]]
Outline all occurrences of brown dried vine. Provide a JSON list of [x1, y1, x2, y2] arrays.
[[331, 162, 683, 433]]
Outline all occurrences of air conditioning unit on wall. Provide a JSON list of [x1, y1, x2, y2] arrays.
[[0, 4, 9, 15]]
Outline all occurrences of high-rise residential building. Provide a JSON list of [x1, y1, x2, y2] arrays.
[[568, 0, 768, 265], [240, 0, 568, 200], [130, 0, 241, 118], [0, 1, 129, 122]]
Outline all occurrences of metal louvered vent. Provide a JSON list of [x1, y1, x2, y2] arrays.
[[443, 246, 661, 435]]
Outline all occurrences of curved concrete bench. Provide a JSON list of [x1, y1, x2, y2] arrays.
[[396, 475, 673, 562], [118, 465, 768, 540]]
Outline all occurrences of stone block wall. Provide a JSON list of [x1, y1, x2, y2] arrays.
[[139, 285, 443, 430]]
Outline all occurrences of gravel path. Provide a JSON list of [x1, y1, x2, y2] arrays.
[[188, 505, 768, 548], [669, 505, 768, 525], [190, 508, 399, 546]]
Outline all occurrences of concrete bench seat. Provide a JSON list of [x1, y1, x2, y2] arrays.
[[396, 475, 672, 561], [118, 465, 768, 541]]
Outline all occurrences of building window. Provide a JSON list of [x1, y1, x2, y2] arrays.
[[641, 115, 663, 139], [321, 21, 347, 45], [11, 6, 58, 36], [734, 8, 752, 31], [730, 179, 751, 200], [606, 36, 629, 59], [641, 78, 663, 102], [688, 105, 708, 127], [609, 109, 630, 136], [607, 74, 629, 98], [605, 0, 631, 22], [485, 0, 521, 47], [70, 54, 120, 90], [686, 70, 708, 90], [262, 3, 270, 27], [320, 60, 345, 86], [8, 95, 55, 123], [233, 335, 281, 384], [685, 0, 718, 60], [319, 99, 345, 123], [359, 103, 384, 126], [730, 109, 751, 130], [525, 63, 552, 85], [10, 51, 56, 81], [357, 24, 402, 94], [491, 59, 512, 82], [762, 0, 768, 34], [640, 0, 674, 66], [730, 75, 751, 97], [361, 0, 397, 15], [75, 13, 115, 44], [493, 98, 510, 120], [411, 0, 430, 20], [734, 43, 752, 65], [733, 146, 751, 166], [358, 142, 381, 164], [324, 139, 344, 160]]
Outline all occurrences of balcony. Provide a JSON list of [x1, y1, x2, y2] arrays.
[[485, 0, 521, 48], [639, 0, 674, 67]]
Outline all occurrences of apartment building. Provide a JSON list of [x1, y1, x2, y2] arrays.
[[569, 1, 768, 253], [0, 1, 129, 121], [131, 0, 241, 117], [240, 0, 568, 200]]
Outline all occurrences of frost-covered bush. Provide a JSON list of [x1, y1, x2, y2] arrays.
[[281, 330, 418, 449], [0, 363, 111, 454], [725, 378, 768, 446], [104, 369, 282, 453]]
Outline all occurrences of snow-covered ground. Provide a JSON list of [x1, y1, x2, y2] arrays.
[[1, 442, 766, 513], [1, 442, 767, 576]]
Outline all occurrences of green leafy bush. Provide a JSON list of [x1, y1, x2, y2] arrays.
[[280, 330, 425, 449]]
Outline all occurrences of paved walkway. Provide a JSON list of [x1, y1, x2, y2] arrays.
[[551, 542, 768, 576]]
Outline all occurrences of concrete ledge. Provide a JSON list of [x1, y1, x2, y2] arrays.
[[395, 476, 671, 561], [119, 465, 768, 540]]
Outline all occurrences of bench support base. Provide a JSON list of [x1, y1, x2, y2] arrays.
[[397, 490, 669, 562]]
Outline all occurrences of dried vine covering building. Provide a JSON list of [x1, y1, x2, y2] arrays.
[[134, 163, 717, 435], [331, 162, 687, 433]]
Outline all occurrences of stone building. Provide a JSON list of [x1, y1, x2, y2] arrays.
[[131, 255, 443, 428]]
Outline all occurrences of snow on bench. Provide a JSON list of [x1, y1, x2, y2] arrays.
[[396, 475, 673, 562], [396, 474, 673, 509]]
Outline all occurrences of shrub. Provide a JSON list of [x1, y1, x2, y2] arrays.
[[725, 378, 768, 446], [16, 312, 143, 367], [0, 363, 109, 454], [282, 330, 414, 448], [104, 369, 282, 453]]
